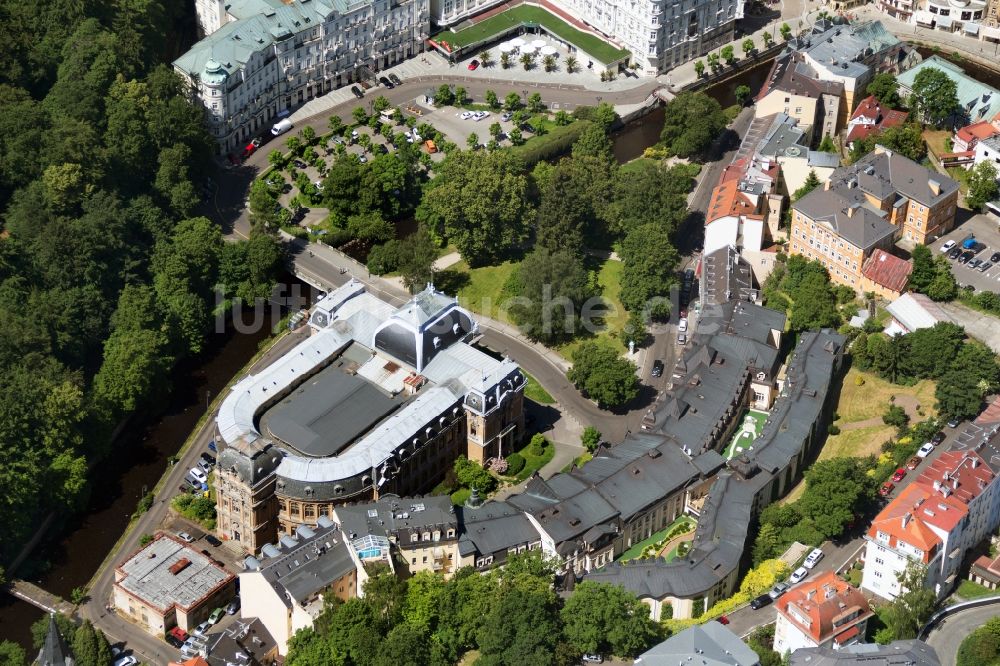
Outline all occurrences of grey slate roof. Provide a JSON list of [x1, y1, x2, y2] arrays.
[[583, 471, 754, 599], [37, 614, 74, 666], [457, 501, 540, 557], [836, 150, 959, 209], [789, 640, 940, 666], [792, 186, 898, 250], [634, 621, 760, 666], [336, 494, 457, 544], [582, 330, 844, 603], [218, 436, 282, 488], [257, 523, 356, 604], [205, 618, 278, 666], [796, 21, 901, 81], [737, 330, 844, 475]]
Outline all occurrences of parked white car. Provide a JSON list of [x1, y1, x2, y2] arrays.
[[940, 240, 957, 253], [789, 566, 808, 585], [678, 318, 689, 333], [803, 548, 824, 569], [189, 467, 207, 484], [917, 442, 935, 458]]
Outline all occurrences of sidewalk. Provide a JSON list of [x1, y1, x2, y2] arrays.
[[854, 3, 1000, 66]]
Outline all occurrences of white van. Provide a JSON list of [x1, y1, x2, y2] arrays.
[[271, 118, 293, 136]]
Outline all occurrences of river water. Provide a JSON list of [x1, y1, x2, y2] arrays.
[[0, 58, 774, 653], [0, 284, 304, 649]]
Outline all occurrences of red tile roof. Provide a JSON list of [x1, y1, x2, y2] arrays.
[[706, 180, 757, 225], [777, 572, 872, 644], [913, 450, 994, 506], [956, 120, 999, 144], [846, 96, 907, 145], [867, 485, 969, 560], [851, 95, 885, 123], [719, 157, 749, 185], [861, 249, 912, 293]]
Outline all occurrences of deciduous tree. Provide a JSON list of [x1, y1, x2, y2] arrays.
[[560, 582, 659, 657], [422, 150, 532, 266], [568, 342, 640, 408]]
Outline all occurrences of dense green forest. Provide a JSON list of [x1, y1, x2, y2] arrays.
[[0, 0, 281, 564]]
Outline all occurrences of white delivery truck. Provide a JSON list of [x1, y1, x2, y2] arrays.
[[271, 118, 293, 136]]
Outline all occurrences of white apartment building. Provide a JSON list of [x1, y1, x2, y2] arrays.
[[175, 0, 429, 155], [432, 0, 741, 75], [772, 572, 872, 654], [862, 450, 998, 601]]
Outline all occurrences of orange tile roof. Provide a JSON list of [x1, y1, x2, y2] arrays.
[[719, 157, 749, 185], [705, 180, 757, 225], [913, 450, 994, 506], [867, 485, 968, 559], [777, 571, 872, 644], [861, 249, 912, 293], [957, 120, 999, 143]]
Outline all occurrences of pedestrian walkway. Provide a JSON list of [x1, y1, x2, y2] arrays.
[[854, 3, 1000, 66]]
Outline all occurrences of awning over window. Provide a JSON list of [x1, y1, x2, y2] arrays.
[[834, 624, 861, 646], [914, 9, 936, 24], [983, 24, 1000, 39], [936, 15, 954, 28], [966, 21, 981, 34]]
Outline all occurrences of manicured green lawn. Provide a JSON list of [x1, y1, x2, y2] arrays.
[[956, 579, 999, 600], [447, 259, 520, 324], [618, 515, 697, 562], [442, 5, 630, 63], [557, 258, 626, 360], [722, 409, 768, 459], [524, 372, 555, 404], [509, 438, 556, 482]]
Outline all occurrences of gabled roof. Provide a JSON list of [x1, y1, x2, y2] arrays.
[[861, 249, 912, 293], [867, 484, 967, 558]]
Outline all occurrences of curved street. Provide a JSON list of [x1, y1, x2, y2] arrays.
[[925, 603, 1000, 666]]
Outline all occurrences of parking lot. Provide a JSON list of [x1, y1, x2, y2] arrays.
[[931, 213, 1000, 293], [416, 103, 527, 148]]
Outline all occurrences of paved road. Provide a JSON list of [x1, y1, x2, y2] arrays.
[[79, 329, 311, 666], [209, 75, 662, 241], [925, 604, 1000, 666]]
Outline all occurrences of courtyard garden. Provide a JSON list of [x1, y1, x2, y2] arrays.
[[617, 515, 697, 562], [722, 409, 768, 460]]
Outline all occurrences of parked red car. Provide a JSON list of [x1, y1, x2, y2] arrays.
[[880, 481, 895, 497], [467, 59, 480, 70], [717, 615, 730, 625], [892, 468, 906, 482]]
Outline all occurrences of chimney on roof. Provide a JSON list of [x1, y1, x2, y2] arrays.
[[971, 456, 980, 468], [824, 180, 832, 191], [953, 478, 959, 490], [933, 480, 941, 492], [929, 179, 941, 196], [847, 206, 855, 218], [902, 512, 911, 528]]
